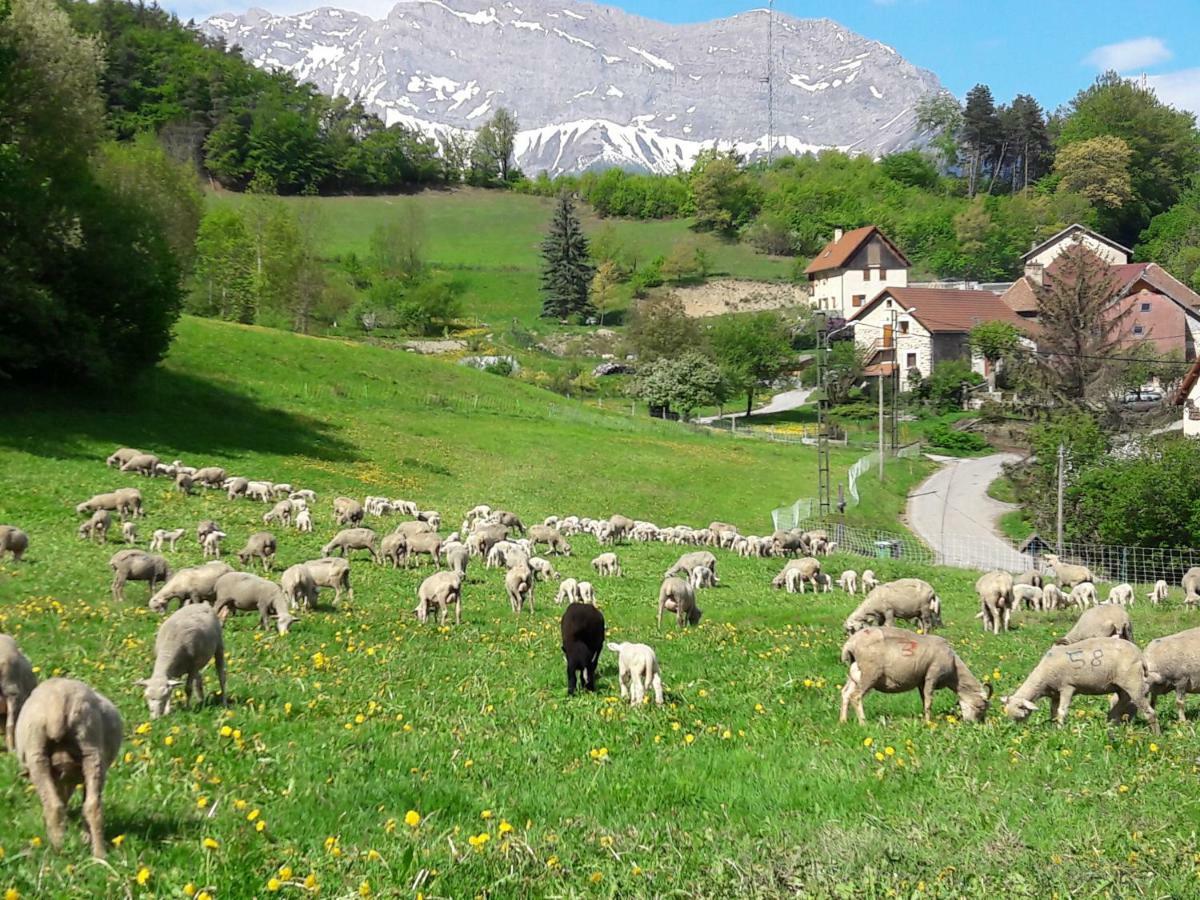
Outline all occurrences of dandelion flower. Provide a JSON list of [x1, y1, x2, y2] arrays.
[[498, 820, 513, 835], [1150, 743, 1160, 753], [219, 726, 232, 738], [546, 855, 559, 869], [863, 738, 873, 747], [590, 872, 603, 884], [278, 866, 293, 880], [481, 809, 493, 820], [358, 880, 372, 897], [28, 837, 40, 849], [5, 890, 19, 900], [255, 821, 266, 833], [267, 878, 281, 892], [112, 835, 126, 848], [405, 810, 421, 828], [183, 884, 196, 897], [136, 867, 151, 886], [197, 893, 213, 900], [874, 752, 885, 762], [684, 734, 695, 745], [202, 837, 219, 850], [304, 874, 318, 890], [884, 746, 895, 757]]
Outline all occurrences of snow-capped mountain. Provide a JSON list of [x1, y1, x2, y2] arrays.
[[203, 0, 946, 175]]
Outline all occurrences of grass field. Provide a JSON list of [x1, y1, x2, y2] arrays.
[[209, 189, 794, 328], [2, 320, 1198, 898]]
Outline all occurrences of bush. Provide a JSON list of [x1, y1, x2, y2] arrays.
[[925, 360, 984, 412], [926, 422, 989, 453], [483, 357, 514, 377]]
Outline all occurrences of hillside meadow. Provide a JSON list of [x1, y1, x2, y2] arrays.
[[1, 320, 1199, 898]]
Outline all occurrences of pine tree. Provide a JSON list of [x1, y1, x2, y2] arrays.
[[540, 192, 594, 322], [961, 84, 1000, 197]]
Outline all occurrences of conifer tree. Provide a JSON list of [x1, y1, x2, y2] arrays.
[[540, 192, 594, 321]]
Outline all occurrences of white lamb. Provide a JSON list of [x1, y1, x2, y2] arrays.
[[690, 565, 717, 589], [1148, 580, 1169, 605], [150, 528, 186, 553], [295, 509, 313, 532], [201, 530, 226, 558], [577, 581, 596, 605], [1069, 582, 1098, 609], [607, 642, 664, 706], [838, 570, 858, 594], [861, 570, 879, 594], [1107, 583, 1135, 607], [555, 578, 581, 605]]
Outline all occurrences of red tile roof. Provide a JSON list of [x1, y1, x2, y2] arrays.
[[850, 287, 1029, 334], [804, 226, 911, 275]]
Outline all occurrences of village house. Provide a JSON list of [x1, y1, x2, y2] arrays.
[[1175, 356, 1200, 438], [805, 226, 910, 318]]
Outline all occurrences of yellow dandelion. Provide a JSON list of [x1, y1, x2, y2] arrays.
[[197, 893, 213, 900], [183, 884, 196, 897], [1119, 784, 1130, 793], [267, 878, 282, 892], [135, 722, 151, 736], [863, 737, 873, 747], [304, 874, 318, 890], [28, 837, 40, 849], [481, 809, 493, 820], [405, 809, 421, 828], [367, 848, 382, 862], [112, 835, 126, 848], [358, 880, 372, 897], [219, 725, 232, 738], [884, 746, 895, 757], [1150, 743, 1160, 753], [632, 864, 643, 876], [255, 821, 266, 833], [202, 837, 219, 850], [874, 752, 885, 762], [590, 872, 603, 884], [498, 820, 513, 835], [278, 865, 293, 880], [684, 733, 695, 744], [136, 867, 151, 886], [4, 889, 18, 900], [546, 855, 559, 869]]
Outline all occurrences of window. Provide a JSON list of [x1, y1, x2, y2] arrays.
[[1140, 302, 1151, 312], [906, 353, 917, 368], [1132, 324, 1145, 336], [899, 320, 910, 334], [863, 268, 870, 279], [852, 294, 865, 308]]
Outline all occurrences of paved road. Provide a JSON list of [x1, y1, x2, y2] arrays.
[[696, 387, 815, 424], [906, 452, 1033, 572]]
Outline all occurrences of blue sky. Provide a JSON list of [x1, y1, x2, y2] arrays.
[[173, 0, 1200, 115]]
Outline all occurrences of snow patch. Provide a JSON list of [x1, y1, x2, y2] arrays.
[[307, 43, 345, 67], [626, 45, 675, 71], [418, 1, 499, 25], [513, 19, 543, 30], [561, 8, 585, 18], [554, 28, 595, 49], [606, 85, 623, 97], [869, 85, 883, 99], [602, 54, 623, 63], [466, 99, 493, 119]]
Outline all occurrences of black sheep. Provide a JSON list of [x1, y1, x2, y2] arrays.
[[560, 602, 605, 694]]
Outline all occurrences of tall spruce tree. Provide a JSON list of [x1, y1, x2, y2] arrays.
[[961, 84, 1000, 197], [540, 192, 594, 322]]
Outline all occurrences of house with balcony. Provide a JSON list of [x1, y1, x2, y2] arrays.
[[805, 226, 911, 318]]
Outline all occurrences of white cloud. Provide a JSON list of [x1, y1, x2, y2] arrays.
[[1145, 68, 1200, 116], [1084, 37, 1171, 71]]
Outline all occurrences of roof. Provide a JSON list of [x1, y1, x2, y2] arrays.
[[1004, 258, 1200, 320], [849, 287, 1029, 334], [1021, 223, 1132, 264], [804, 226, 911, 276], [1000, 277, 1039, 315], [1176, 356, 1200, 406]]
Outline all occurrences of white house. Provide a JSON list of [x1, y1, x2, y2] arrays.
[[850, 286, 1031, 383], [805, 226, 910, 318], [1020, 223, 1131, 284], [1176, 357, 1200, 437]]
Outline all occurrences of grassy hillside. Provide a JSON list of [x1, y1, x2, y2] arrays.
[[1, 320, 1196, 898], [210, 189, 795, 327]]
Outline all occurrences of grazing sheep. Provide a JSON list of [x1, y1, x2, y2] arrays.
[[690, 565, 718, 590], [555, 578, 581, 605], [321, 528, 379, 564], [1041, 583, 1066, 611], [147, 562, 233, 613], [121, 522, 138, 545], [657, 577, 702, 628], [1069, 582, 1098, 609], [174, 472, 194, 495], [591, 552, 622, 577], [137, 604, 227, 718], [444, 542, 470, 578], [147, 528, 184, 554], [196, 520, 220, 543], [15, 678, 123, 857], [577, 581, 597, 605], [192, 467, 227, 489], [403, 532, 443, 568], [975, 570, 1015, 635], [1015, 570, 1043, 589], [271, 483, 292, 498], [665, 551, 717, 580], [527, 556, 557, 581], [771, 529, 808, 557], [467, 524, 508, 559], [120, 453, 160, 477], [844, 579, 940, 634], [226, 477, 249, 500], [1182, 567, 1200, 606], [0, 634, 37, 751], [505, 564, 536, 615], [861, 570, 879, 594], [486, 540, 527, 569], [1144, 626, 1200, 723], [0, 525, 29, 562], [528, 524, 571, 557], [1107, 583, 1135, 607], [280, 564, 319, 611], [294, 508, 313, 533], [263, 499, 293, 528], [106, 447, 140, 469], [201, 530, 226, 559], [1056, 603, 1133, 645], [333, 497, 365, 526], [236, 532, 277, 572], [1013, 584, 1044, 611], [771, 557, 820, 591], [1002, 637, 1157, 731], [416, 510, 441, 531], [300, 558, 353, 605], [1148, 579, 1169, 605], [290, 489, 317, 503], [561, 603, 605, 695], [380, 532, 408, 568], [78, 509, 111, 544], [607, 642, 663, 706], [109, 550, 170, 602], [493, 510, 526, 534], [838, 570, 858, 594], [1042, 553, 1094, 589], [839, 627, 991, 725], [415, 571, 463, 626], [76, 489, 143, 520], [213, 572, 294, 635], [607, 514, 635, 544], [246, 481, 273, 503]]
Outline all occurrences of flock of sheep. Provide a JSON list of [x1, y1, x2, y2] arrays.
[[3, 443, 1200, 859]]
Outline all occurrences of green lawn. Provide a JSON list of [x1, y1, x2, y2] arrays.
[[1, 320, 1196, 898], [209, 189, 793, 328]]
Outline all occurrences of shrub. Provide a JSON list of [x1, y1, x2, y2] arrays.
[[926, 422, 989, 453]]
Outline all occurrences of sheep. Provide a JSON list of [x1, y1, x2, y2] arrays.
[[1148, 579, 1169, 605], [15, 678, 123, 857], [264, 564, 310, 614], [201, 530, 226, 558], [271, 483, 292, 498], [137, 604, 228, 718], [120, 452, 160, 477], [975, 570, 1015, 635], [1042, 553, 1094, 589], [110, 550, 170, 602], [1013, 584, 1044, 611], [444, 542, 470, 578], [300, 557, 353, 605], [333, 497, 365, 526], [121, 522, 138, 545], [0, 634, 37, 751], [607, 514, 635, 544], [1055, 603, 1133, 645], [147, 562, 233, 613], [192, 467, 227, 488], [1107, 583, 1135, 607], [505, 564, 536, 615], [1069, 582, 1098, 610], [838, 570, 858, 594], [226, 477, 249, 500], [771, 557, 820, 591], [658, 577, 702, 628], [690, 565, 718, 590], [78, 509, 111, 544], [145, 529, 181, 556], [174, 472, 194, 495], [467, 524, 508, 558], [322, 527, 380, 564], [844, 579, 941, 634], [861, 570, 879, 594], [236, 531, 277, 572], [527, 556, 557, 581], [1002, 637, 1157, 731], [416, 510, 441, 531], [555, 578, 581, 605], [839, 627, 991, 725], [290, 489, 317, 503], [665, 551, 717, 580], [394, 519, 435, 538], [106, 447, 140, 468], [486, 540, 527, 569], [561, 602, 605, 695], [294, 508, 313, 533], [588, 552, 619, 578], [404, 532, 443, 568], [772, 529, 808, 557], [1042, 583, 1066, 611], [1182, 567, 1200, 606], [1014, 570, 1043, 589], [246, 481, 273, 503], [607, 642, 663, 706], [577, 581, 597, 605], [1144, 626, 1200, 723], [815, 572, 833, 593], [528, 524, 571, 557], [0, 525, 29, 562], [213, 572, 294, 635], [492, 510, 526, 534], [263, 499, 293, 527], [415, 571, 463, 626], [380, 532, 408, 568], [76, 489, 143, 519], [196, 520, 221, 543]]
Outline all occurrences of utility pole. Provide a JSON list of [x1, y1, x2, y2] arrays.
[[816, 317, 831, 516], [1056, 443, 1065, 552], [878, 368, 885, 482], [890, 308, 899, 450]]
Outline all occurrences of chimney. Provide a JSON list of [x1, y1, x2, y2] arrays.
[[1025, 262, 1044, 286], [833, 227, 844, 243]]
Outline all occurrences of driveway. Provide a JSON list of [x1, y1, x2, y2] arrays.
[[697, 387, 814, 424], [906, 452, 1034, 572]]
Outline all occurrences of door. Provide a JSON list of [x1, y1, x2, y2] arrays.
[[883, 323, 893, 349]]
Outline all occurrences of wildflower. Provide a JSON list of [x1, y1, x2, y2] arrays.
[[135, 722, 151, 736], [304, 874, 318, 890], [136, 867, 151, 886], [234, 799, 247, 811], [721, 729, 731, 739], [28, 837, 40, 849], [202, 837, 219, 850], [267, 878, 282, 892], [1150, 743, 1160, 753], [219, 726, 233, 738], [278, 866, 293, 880], [884, 746, 895, 757], [684, 733, 695, 744], [255, 821, 266, 833], [481, 809, 493, 820], [247, 809, 260, 822], [183, 884, 196, 897], [754, 703, 764, 713], [196, 797, 208, 809], [405, 810, 421, 828], [112, 835, 126, 848], [546, 855, 559, 869], [367, 849, 382, 862], [874, 752, 885, 762], [498, 820, 513, 835], [863, 737, 873, 747], [197, 893, 213, 900], [590, 872, 603, 884], [359, 880, 372, 897], [5, 890, 18, 900]]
